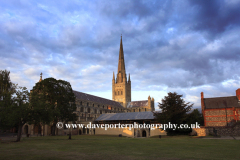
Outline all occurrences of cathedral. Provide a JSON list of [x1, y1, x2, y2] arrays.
[[22, 36, 157, 137]]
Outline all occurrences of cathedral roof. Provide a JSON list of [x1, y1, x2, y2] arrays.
[[73, 90, 124, 108], [127, 100, 148, 108], [95, 111, 155, 121]]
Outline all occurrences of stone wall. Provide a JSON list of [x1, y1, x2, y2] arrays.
[[192, 122, 240, 136]]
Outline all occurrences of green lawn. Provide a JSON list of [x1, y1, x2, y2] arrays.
[[0, 135, 239, 160]]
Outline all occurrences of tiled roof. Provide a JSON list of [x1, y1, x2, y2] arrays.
[[204, 96, 240, 109], [73, 90, 123, 108], [127, 100, 148, 108], [95, 111, 155, 121]]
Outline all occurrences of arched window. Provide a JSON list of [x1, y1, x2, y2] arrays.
[[118, 91, 119, 95], [95, 109, 97, 114], [87, 103, 89, 106], [80, 101, 82, 105], [88, 108, 90, 113], [121, 91, 122, 95], [80, 107, 83, 112], [133, 109, 135, 112], [115, 92, 117, 95], [139, 109, 141, 112], [93, 104, 94, 107], [100, 110, 102, 114]]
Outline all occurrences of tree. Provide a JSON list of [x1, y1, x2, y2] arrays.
[[0, 70, 32, 142], [0, 70, 15, 130], [30, 78, 77, 136], [186, 109, 204, 126], [154, 92, 193, 135], [9, 86, 32, 142]]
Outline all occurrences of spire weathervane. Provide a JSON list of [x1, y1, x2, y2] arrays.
[[39, 72, 42, 82]]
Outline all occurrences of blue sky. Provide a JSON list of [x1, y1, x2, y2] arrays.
[[1, 0, 240, 110]]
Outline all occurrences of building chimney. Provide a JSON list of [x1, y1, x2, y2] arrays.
[[201, 92, 205, 126], [236, 88, 240, 100]]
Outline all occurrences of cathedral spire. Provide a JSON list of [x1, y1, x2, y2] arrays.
[[117, 35, 126, 83], [117, 35, 126, 75], [113, 71, 115, 80], [128, 73, 130, 82]]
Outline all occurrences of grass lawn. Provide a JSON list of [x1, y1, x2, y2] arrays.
[[0, 135, 239, 160]]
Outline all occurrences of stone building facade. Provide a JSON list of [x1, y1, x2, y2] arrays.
[[95, 112, 166, 137]]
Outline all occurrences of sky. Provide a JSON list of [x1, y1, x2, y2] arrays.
[[1, 0, 240, 111]]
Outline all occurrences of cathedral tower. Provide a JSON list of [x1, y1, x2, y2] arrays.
[[112, 35, 131, 108]]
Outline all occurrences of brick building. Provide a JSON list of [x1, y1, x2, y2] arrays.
[[201, 89, 240, 127]]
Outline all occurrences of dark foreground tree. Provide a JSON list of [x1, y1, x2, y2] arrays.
[[0, 70, 32, 142], [186, 108, 204, 126], [30, 78, 77, 136], [10, 86, 31, 142], [154, 92, 193, 135], [0, 70, 15, 130]]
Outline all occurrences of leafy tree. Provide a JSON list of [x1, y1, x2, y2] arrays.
[[0, 70, 15, 130], [9, 86, 32, 142], [30, 78, 77, 136], [154, 92, 193, 135], [186, 109, 204, 126], [0, 70, 32, 142]]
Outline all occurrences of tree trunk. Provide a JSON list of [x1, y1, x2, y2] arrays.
[[52, 123, 56, 136], [68, 133, 71, 139], [16, 123, 23, 142]]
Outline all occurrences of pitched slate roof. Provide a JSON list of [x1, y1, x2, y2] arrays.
[[73, 90, 123, 108], [127, 100, 148, 108], [204, 96, 240, 109], [95, 111, 155, 121]]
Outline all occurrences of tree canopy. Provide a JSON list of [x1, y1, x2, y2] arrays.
[[0, 70, 15, 130], [30, 77, 77, 135], [0, 70, 32, 141], [154, 92, 193, 135]]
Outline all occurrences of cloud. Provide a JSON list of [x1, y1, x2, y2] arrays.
[[0, 0, 240, 110]]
